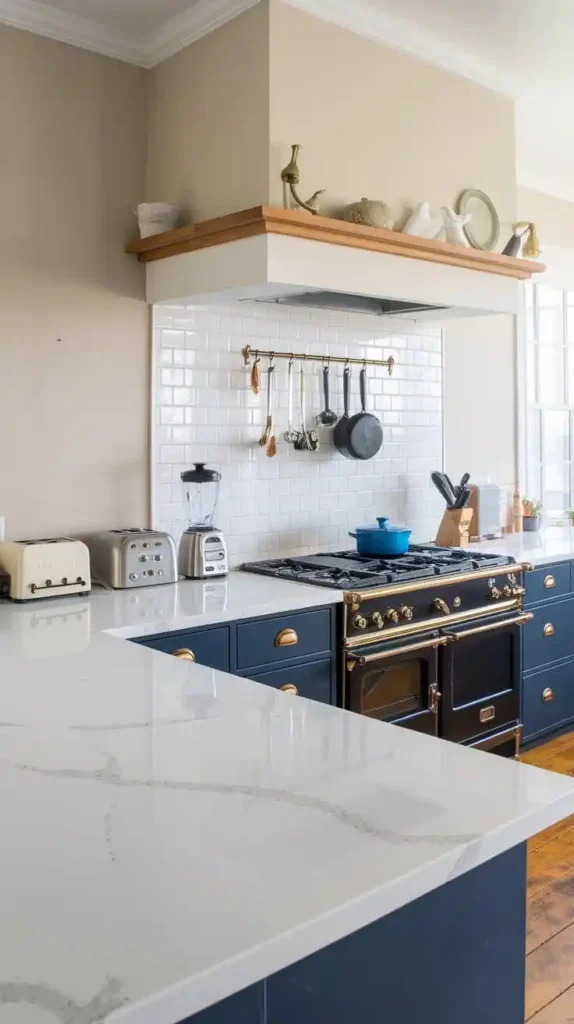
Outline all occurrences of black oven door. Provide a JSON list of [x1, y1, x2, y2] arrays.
[[346, 634, 450, 736], [440, 611, 531, 744]]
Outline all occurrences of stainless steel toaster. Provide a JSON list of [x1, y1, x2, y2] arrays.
[[82, 529, 177, 588]]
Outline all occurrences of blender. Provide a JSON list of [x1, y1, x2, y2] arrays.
[[178, 464, 228, 579]]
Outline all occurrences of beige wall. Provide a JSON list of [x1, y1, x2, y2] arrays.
[[269, 1, 517, 233], [443, 314, 516, 494], [146, 2, 270, 223], [518, 186, 574, 251], [0, 25, 149, 539]]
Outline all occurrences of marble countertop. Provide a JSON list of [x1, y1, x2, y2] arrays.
[[0, 572, 344, 658], [469, 526, 574, 567], [1, 574, 574, 1024]]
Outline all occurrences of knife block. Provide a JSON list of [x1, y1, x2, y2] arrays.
[[435, 508, 474, 547]]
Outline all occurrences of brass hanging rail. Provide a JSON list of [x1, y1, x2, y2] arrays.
[[241, 344, 394, 374]]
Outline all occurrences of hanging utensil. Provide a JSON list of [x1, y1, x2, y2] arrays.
[[266, 364, 277, 458], [333, 364, 382, 460], [250, 353, 260, 395], [283, 357, 298, 443], [259, 360, 274, 447], [317, 364, 338, 426], [294, 360, 309, 450]]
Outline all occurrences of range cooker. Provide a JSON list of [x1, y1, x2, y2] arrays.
[[241, 546, 533, 756]]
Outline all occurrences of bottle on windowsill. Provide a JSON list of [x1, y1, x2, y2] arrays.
[[512, 488, 523, 533]]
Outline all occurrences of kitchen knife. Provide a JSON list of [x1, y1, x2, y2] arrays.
[[431, 471, 456, 508], [439, 472, 458, 507], [457, 485, 472, 509]]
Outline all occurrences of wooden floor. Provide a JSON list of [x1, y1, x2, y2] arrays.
[[522, 733, 574, 1021]]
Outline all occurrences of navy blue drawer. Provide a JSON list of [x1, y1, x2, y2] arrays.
[[525, 562, 571, 606], [244, 657, 333, 704], [136, 626, 230, 671], [523, 659, 574, 741], [236, 608, 331, 671], [523, 595, 574, 671]]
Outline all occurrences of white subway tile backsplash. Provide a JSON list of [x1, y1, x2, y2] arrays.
[[152, 302, 443, 562]]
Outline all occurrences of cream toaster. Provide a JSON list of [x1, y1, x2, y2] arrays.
[[0, 538, 91, 601], [82, 528, 177, 588]]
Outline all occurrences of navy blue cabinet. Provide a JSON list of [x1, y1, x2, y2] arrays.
[[141, 625, 230, 671], [522, 560, 574, 744], [132, 605, 337, 707]]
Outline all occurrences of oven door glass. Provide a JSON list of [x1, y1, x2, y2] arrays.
[[440, 613, 524, 744], [346, 635, 444, 735]]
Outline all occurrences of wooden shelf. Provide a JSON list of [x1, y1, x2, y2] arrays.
[[126, 205, 546, 280]]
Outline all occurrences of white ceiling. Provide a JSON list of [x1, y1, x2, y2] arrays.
[[2, 0, 573, 200]]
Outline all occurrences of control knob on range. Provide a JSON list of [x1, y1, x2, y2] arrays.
[[353, 614, 368, 630], [399, 605, 414, 621], [370, 611, 384, 630], [385, 608, 400, 624]]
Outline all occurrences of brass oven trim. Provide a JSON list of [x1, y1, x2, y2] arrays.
[[347, 634, 451, 667], [343, 561, 533, 607], [468, 724, 522, 757], [440, 611, 533, 641], [343, 599, 520, 648]]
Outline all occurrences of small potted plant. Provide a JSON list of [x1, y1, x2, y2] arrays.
[[522, 498, 542, 531], [566, 509, 574, 526]]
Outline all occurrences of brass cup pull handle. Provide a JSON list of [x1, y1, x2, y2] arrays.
[[542, 687, 554, 702], [544, 574, 556, 589], [543, 623, 555, 637], [280, 683, 299, 695], [172, 648, 196, 661], [275, 628, 299, 647]]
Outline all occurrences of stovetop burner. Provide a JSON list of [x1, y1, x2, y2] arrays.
[[241, 544, 516, 590]]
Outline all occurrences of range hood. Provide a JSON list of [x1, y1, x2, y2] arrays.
[[129, 206, 545, 319], [253, 290, 448, 318]]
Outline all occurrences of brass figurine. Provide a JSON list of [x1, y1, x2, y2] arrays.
[[281, 144, 325, 216]]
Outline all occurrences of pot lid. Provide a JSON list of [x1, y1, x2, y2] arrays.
[[355, 517, 411, 533]]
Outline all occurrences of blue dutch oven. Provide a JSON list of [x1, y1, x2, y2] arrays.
[[349, 517, 412, 556]]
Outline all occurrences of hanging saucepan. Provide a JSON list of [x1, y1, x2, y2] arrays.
[[334, 365, 383, 460]]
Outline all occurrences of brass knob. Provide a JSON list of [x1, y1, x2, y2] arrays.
[[172, 648, 196, 661], [399, 605, 414, 621], [385, 608, 400, 624], [502, 585, 512, 598], [280, 684, 299, 695], [511, 585, 526, 598], [275, 628, 298, 647], [489, 587, 502, 601], [353, 614, 368, 630], [543, 623, 555, 637], [452, 597, 462, 609], [542, 687, 554, 702], [544, 574, 556, 589], [370, 611, 384, 630], [432, 597, 450, 616]]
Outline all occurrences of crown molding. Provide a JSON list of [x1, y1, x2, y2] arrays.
[[0, 0, 145, 63], [0, 0, 521, 92], [285, 0, 517, 99], [144, 0, 261, 67], [0, 0, 262, 66]]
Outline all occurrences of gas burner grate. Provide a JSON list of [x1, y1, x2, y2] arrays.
[[241, 545, 516, 590]]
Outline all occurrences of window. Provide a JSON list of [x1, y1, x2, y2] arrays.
[[525, 282, 574, 521]]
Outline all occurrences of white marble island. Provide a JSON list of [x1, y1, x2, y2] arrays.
[[1, 577, 574, 1024]]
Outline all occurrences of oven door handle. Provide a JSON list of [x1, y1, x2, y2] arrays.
[[348, 634, 453, 667], [440, 611, 533, 643]]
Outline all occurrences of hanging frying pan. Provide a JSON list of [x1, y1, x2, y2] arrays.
[[334, 366, 383, 460]]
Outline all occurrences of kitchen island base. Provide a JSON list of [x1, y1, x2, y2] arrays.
[[185, 843, 526, 1024]]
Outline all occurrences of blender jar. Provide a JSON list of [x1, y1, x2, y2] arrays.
[[181, 464, 221, 530]]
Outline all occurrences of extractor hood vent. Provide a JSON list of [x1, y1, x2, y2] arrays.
[[251, 291, 449, 318]]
